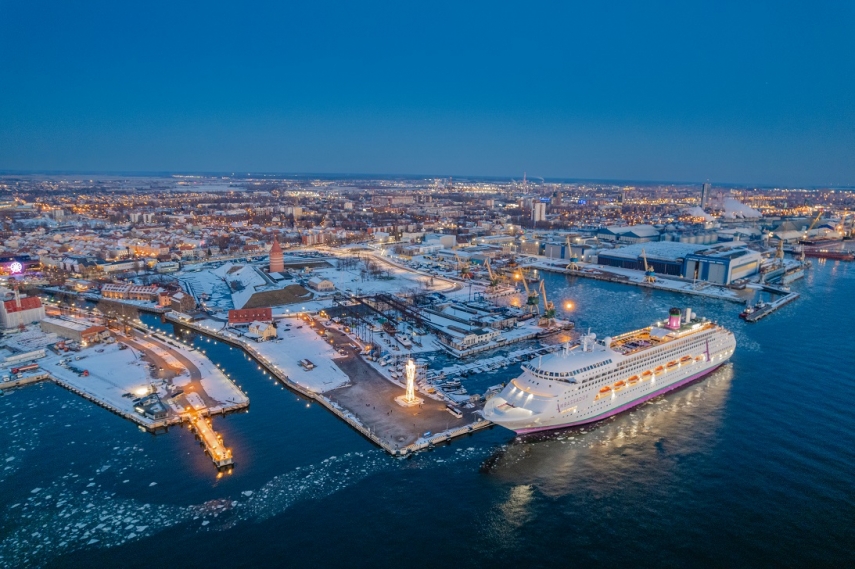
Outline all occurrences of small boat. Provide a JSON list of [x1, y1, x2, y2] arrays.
[[739, 305, 755, 319], [628, 375, 640, 384], [613, 380, 627, 391], [599, 386, 611, 394], [695, 355, 705, 362], [641, 370, 653, 380], [654, 366, 665, 375], [680, 356, 692, 363], [666, 361, 679, 369]]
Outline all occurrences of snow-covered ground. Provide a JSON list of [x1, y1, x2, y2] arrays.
[[3, 322, 248, 427], [42, 343, 155, 421], [189, 317, 350, 394]]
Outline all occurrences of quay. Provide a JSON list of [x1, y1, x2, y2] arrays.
[[2, 371, 51, 389], [40, 287, 171, 314], [165, 312, 494, 456], [744, 292, 801, 323], [534, 263, 747, 303], [47, 371, 182, 431]]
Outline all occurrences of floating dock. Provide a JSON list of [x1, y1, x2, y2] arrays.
[[744, 292, 800, 322]]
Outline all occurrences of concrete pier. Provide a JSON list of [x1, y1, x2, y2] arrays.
[[166, 313, 493, 456], [744, 292, 800, 322]]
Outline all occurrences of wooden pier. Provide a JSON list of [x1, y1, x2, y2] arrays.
[[188, 413, 234, 468]]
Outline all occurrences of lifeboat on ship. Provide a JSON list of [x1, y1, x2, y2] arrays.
[[680, 356, 692, 363], [628, 375, 640, 384], [695, 355, 705, 362], [613, 380, 627, 391], [596, 385, 612, 400], [666, 361, 679, 370], [654, 366, 665, 375], [641, 370, 653, 380]]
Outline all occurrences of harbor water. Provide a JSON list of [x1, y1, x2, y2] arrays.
[[1, 258, 853, 567]]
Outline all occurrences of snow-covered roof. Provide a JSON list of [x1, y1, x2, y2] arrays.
[[722, 198, 761, 219]]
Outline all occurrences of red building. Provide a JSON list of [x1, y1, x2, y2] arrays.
[[269, 235, 284, 273], [228, 307, 272, 326]]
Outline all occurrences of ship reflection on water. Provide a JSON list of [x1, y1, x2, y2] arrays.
[[481, 365, 735, 498]]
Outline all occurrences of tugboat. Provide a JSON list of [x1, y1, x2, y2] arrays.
[[740, 301, 767, 319]]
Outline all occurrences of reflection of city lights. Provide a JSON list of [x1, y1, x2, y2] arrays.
[[9, 261, 22, 274], [564, 301, 574, 310]]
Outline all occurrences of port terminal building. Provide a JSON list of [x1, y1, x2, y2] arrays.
[[596, 242, 762, 285]]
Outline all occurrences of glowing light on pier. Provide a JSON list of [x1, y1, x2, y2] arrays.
[[395, 358, 423, 407]]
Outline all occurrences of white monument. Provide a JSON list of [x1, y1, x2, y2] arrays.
[[394, 358, 423, 407]]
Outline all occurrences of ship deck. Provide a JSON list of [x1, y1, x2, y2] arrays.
[[609, 322, 716, 356]]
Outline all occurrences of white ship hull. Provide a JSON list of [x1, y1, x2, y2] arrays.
[[483, 311, 736, 434]]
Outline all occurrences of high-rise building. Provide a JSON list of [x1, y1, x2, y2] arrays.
[[269, 235, 284, 273], [532, 202, 546, 223], [701, 183, 711, 209]]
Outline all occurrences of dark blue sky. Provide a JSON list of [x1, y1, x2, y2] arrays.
[[1, 1, 853, 185]]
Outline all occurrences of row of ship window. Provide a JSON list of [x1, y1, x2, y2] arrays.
[[527, 358, 613, 380]]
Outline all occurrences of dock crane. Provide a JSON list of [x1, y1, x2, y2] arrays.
[[455, 254, 472, 279], [484, 257, 499, 288], [539, 280, 555, 326], [641, 249, 656, 283], [803, 210, 823, 238], [564, 235, 580, 271], [517, 271, 540, 315]]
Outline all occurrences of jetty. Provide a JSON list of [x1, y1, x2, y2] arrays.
[[188, 413, 234, 469], [744, 292, 800, 322]]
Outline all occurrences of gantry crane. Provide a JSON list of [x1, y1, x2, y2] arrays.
[[641, 248, 656, 283]]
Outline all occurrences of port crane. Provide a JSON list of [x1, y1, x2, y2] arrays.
[[484, 257, 499, 288], [803, 210, 824, 238], [564, 235, 580, 270], [641, 249, 656, 283], [517, 271, 540, 315], [539, 279, 556, 326], [455, 254, 472, 279]]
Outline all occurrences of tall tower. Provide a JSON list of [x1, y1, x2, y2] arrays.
[[269, 234, 284, 273], [701, 182, 711, 210]]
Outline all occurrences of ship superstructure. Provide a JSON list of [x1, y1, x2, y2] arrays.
[[483, 308, 736, 433]]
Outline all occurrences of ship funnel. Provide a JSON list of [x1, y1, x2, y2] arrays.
[[683, 307, 693, 324], [667, 307, 682, 330]]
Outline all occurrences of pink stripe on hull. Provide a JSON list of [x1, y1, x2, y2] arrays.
[[515, 363, 724, 435]]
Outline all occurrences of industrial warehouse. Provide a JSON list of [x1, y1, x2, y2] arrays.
[[595, 242, 763, 285]]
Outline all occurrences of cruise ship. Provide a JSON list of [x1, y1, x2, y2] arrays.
[[483, 308, 736, 434]]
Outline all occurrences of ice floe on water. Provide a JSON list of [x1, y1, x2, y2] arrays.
[[0, 446, 491, 568]]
